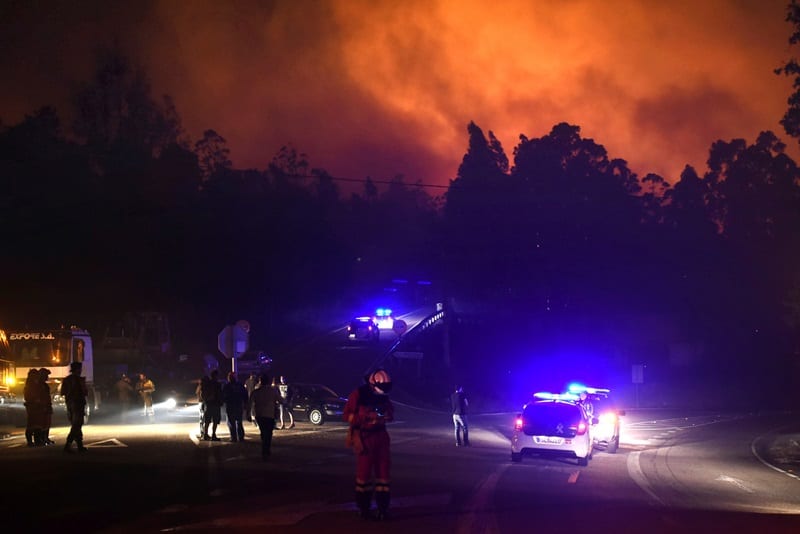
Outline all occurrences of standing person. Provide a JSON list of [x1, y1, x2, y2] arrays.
[[249, 373, 279, 460], [343, 369, 394, 521], [244, 373, 257, 424], [277, 375, 295, 429], [222, 372, 248, 442], [200, 369, 223, 441], [23, 369, 44, 447], [135, 373, 156, 418], [114, 373, 135, 422], [451, 385, 470, 447], [196, 375, 209, 438], [38, 368, 55, 445], [61, 361, 88, 453]]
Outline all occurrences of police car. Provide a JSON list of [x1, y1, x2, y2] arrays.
[[347, 316, 380, 343], [511, 392, 594, 466], [372, 308, 395, 329], [568, 384, 625, 454]]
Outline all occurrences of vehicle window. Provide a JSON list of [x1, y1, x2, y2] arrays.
[[522, 402, 582, 436]]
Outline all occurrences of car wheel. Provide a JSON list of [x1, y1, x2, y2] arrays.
[[511, 452, 522, 463], [578, 456, 588, 467], [607, 436, 619, 454], [309, 408, 325, 425]]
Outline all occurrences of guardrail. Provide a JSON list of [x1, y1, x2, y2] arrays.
[[365, 308, 446, 373]]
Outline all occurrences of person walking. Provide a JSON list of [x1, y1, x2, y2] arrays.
[[114, 373, 135, 422], [451, 385, 470, 447], [199, 369, 223, 441], [61, 361, 88, 453], [343, 369, 395, 521], [249, 373, 279, 460], [277, 375, 295, 429], [222, 372, 248, 442], [135, 373, 156, 419]]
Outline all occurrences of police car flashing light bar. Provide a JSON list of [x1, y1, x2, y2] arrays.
[[567, 383, 611, 396], [534, 391, 580, 401]]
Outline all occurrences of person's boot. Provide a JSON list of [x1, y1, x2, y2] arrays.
[[63, 438, 73, 453], [25, 429, 34, 447], [77, 440, 88, 452], [375, 491, 390, 520], [34, 430, 46, 446], [356, 491, 373, 520]]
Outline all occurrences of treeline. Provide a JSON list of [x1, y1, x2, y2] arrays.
[[1, 51, 799, 374]]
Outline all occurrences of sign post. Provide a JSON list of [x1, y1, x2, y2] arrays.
[[218, 320, 250, 375]]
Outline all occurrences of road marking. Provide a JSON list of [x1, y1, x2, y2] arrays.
[[567, 470, 580, 483], [751, 433, 800, 481], [87, 438, 127, 448], [715, 474, 754, 493], [626, 450, 665, 506]]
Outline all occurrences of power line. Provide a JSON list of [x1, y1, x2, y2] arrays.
[[282, 173, 452, 190]]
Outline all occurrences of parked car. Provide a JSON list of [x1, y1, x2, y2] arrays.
[[511, 393, 594, 466], [289, 383, 347, 425]]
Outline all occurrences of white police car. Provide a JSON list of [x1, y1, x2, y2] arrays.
[[568, 384, 625, 454], [372, 308, 395, 329], [511, 392, 593, 466]]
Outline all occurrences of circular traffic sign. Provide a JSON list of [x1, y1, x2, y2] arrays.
[[392, 319, 407, 336]]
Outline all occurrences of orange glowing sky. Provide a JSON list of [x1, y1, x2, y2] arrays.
[[1, 0, 797, 186]]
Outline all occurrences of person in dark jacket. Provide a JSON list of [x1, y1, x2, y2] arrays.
[[38, 368, 55, 445], [200, 369, 223, 441], [451, 385, 470, 447], [114, 373, 135, 422], [61, 361, 88, 453], [24, 369, 45, 447], [222, 372, 248, 442]]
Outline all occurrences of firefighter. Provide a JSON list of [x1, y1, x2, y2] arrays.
[[61, 361, 88, 453], [343, 369, 394, 520]]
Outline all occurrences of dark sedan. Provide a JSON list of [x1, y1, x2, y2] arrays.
[[289, 383, 347, 425]]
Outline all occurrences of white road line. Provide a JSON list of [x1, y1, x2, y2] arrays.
[[626, 450, 666, 506], [751, 434, 800, 481], [715, 475, 755, 493]]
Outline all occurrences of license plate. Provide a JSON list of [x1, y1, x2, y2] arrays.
[[533, 436, 564, 445]]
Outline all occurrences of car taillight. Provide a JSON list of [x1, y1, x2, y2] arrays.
[[599, 412, 617, 425], [576, 421, 587, 435], [514, 416, 523, 431]]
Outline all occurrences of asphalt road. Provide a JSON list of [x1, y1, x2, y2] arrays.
[[1, 403, 799, 532], [2, 314, 799, 532]]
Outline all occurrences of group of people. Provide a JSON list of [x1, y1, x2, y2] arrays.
[[195, 371, 296, 444], [23, 367, 54, 446], [23, 359, 469, 523], [112, 372, 156, 421], [23, 362, 89, 453]]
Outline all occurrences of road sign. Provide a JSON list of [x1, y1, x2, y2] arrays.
[[232, 323, 249, 358], [218, 325, 233, 358], [393, 319, 408, 336], [218, 323, 250, 359], [632, 364, 644, 384]]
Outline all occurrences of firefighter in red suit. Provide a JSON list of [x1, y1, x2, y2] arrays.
[[343, 369, 394, 520]]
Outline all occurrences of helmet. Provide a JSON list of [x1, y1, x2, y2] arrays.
[[368, 369, 392, 395]]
